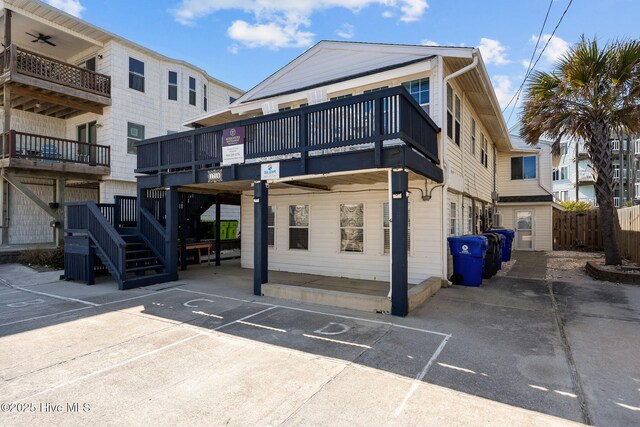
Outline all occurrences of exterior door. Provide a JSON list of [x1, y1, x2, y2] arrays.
[[77, 121, 97, 164], [515, 210, 534, 250]]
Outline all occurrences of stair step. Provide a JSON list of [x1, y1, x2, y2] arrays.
[[126, 264, 164, 273], [125, 241, 145, 247], [126, 249, 151, 255], [126, 256, 158, 264], [120, 273, 176, 290]]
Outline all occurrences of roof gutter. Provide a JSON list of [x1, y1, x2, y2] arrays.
[[440, 50, 479, 280]]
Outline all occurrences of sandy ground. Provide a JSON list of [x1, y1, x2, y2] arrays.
[[545, 251, 606, 282]]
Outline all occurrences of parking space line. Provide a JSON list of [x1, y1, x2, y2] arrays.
[[16, 333, 201, 403], [302, 333, 372, 349], [213, 306, 277, 331], [0, 277, 99, 306], [237, 320, 286, 333], [175, 287, 451, 337], [0, 289, 178, 328], [0, 306, 93, 328], [393, 335, 450, 417]]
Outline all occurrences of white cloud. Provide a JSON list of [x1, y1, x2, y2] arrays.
[[382, 11, 395, 18], [171, 1, 428, 49], [492, 75, 515, 109], [336, 23, 355, 39], [45, 0, 85, 17], [420, 39, 439, 46], [478, 38, 511, 66], [228, 20, 314, 49], [228, 44, 240, 55], [529, 34, 570, 65]]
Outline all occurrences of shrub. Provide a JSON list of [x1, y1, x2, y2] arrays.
[[560, 200, 595, 212], [19, 246, 64, 270]]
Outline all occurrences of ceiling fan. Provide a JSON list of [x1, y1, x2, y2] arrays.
[[26, 32, 56, 47]]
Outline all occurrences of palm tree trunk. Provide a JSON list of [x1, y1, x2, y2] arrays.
[[589, 125, 622, 265]]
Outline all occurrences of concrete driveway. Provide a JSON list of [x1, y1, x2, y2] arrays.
[[0, 259, 638, 426]]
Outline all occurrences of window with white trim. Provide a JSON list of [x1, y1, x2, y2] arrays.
[[481, 134, 488, 167], [289, 205, 309, 250], [467, 205, 473, 234], [511, 156, 537, 179], [447, 84, 461, 145], [168, 71, 177, 100], [267, 206, 275, 247], [129, 57, 144, 92], [401, 78, 429, 114], [560, 166, 569, 180], [449, 202, 457, 236], [470, 118, 476, 155], [127, 122, 144, 155], [340, 203, 364, 253], [383, 202, 411, 254], [203, 83, 208, 111], [189, 77, 196, 106]]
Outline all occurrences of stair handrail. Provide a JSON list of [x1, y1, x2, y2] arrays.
[[85, 201, 127, 283], [139, 207, 167, 264]]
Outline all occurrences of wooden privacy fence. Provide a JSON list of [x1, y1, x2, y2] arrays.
[[553, 210, 603, 251], [617, 205, 640, 264]]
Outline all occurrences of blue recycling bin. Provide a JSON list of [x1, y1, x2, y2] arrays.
[[489, 229, 515, 262], [447, 236, 488, 287]]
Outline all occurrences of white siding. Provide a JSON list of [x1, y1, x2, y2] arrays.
[[240, 180, 443, 284], [496, 204, 553, 251], [497, 145, 553, 197]]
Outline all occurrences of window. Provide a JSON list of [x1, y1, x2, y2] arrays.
[[470, 119, 476, 155], [289, 205, 309, 250], [127, 122, 145, 155], [268, 206, 275, 247], [203, 83, 208, 111], [401, 78, 430, 106], [449, 202, 457, 236], [560, 166, 569, 180], [77, 121, 96, 162], [229, 96, 237, 104], [330, 94, 353, 101], [446, 84, 461, 145], [467, 205, 473, 234], [340, 204, 364, 253], [129, 57, 144, 92], [278, 106, 292, 112], [560, 143, 568, 156], [511, 156, 537, 180], [481, 134, 488, 167], [79, 57, 96, 71], [363, 86, 388, 94], [168, 71, 177, 100], [189, 77, 196, 106], [553, 169, 560, 181], [383, 202, 411, 254]]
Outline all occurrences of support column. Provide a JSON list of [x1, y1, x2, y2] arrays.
[[165, 187, 178, 279], [391, 170, 408, 317], [253, 180, 268, 296], [215, 197, 221, 266], [54, 178, 65, 247], [0, 177, 8, 245], [2, 10, 11, 158]]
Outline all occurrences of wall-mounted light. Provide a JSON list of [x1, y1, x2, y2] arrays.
[[98, 54, 103, 59], [96, 123, 103, 128]]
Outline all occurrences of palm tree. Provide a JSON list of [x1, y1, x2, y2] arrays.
[[520, 36, 640, 265]]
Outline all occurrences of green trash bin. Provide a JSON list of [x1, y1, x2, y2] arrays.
[[219, 221, 229, 240], [227, 220, 239, 239]]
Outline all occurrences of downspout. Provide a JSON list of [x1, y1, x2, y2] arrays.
[[441, 50, 479, 280]]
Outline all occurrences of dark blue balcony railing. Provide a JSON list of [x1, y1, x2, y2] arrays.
[[135, 86, 439, 175]]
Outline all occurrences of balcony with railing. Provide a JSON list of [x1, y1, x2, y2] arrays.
[[0, 44, 111, 118], [135, 87, 441, 185], [578, 170, 595, 183], [0, 130, 110, 175]]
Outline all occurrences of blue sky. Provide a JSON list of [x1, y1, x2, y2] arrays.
[[48, 0, 640, 125]]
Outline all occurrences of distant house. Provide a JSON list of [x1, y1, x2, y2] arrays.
[[552, 137, 640, 208], [495, 132, 560, 251], [0, 0, 242, 247]]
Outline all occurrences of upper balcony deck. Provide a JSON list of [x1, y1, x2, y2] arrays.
[[135, 87, 442, 188], [0, 44, 111, 119]]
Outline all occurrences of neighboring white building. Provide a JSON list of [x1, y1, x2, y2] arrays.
[[552, 137, 640, 208], [0, 0, 243, 245]]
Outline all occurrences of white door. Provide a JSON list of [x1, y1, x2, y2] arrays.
[[515, 210, 534, 250]]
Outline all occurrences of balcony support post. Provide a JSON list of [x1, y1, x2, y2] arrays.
[[54, 178, 65, 247], [3, 10, 10, 48], [3, 84, 10, 157], [390, 169, 408, 317], [0, 176, 8, 245], [165, 187, 179, 279], [215, 197, 221, 266], [253, 180, 268, 296]]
